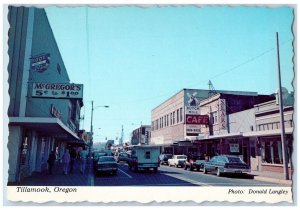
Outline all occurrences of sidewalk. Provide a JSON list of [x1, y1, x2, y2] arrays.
[[10, 159, 93, 186], [251, 170, 292, 186]]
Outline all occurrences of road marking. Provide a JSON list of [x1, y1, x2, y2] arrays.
[[118, 169, 132, 179]]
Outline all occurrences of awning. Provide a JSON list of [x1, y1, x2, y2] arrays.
[[9, 117, 80, 142], [194, 132, 243, 141], [243, 127, 293, 137]]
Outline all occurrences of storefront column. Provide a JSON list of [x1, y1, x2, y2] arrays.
[[29, 130, 38, 175], [7, 126, 23, 183]]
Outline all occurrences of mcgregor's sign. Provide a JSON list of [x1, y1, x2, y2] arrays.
[[185, 114, 209, 125], [32, 83, 83, 99]]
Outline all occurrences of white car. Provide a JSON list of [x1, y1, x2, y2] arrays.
[[168, 155, 187, 167]]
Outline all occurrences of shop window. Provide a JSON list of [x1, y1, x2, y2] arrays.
[[261, 140, 283, 164]]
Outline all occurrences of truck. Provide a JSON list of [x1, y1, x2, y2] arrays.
[[127, 145, 160, 173]]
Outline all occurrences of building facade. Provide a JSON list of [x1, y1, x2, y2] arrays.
[[245, 99, 294, 174], [150, 89, 268, 155], [7, 7, 84, 183], [131, 125, 151, 145]]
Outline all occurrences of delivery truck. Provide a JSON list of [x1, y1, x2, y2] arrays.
[[127, 145, 160, 173]]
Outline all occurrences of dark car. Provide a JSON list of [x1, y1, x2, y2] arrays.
[[203, 155, 250, 177], [92, 151, 107, 169], [159, 154, 173, 165], [184, 155, 206, 171], [117, 152, 130, 163], [94, 156, 118, 176]]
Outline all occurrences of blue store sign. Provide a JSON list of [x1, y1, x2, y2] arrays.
[[30, 53, 50, 73]]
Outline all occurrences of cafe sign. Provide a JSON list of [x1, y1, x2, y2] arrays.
[[32, 83, 83, 99]]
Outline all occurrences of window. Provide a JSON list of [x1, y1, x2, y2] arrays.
[[180, 108, 183, 122], [170, 113, 173, 125], [261, 140, 283, 164], [145, 151, 151, 159], [173, 111, 175, 124], [177, 109, 179, 123], [167, 115, 169, 126]]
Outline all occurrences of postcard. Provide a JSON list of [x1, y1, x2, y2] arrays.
[[3, 3, 295, 205]]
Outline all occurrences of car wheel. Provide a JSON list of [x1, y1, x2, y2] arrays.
[[217, 168, 222, 177], [175, 164, 178, 168], [189, 166, 193, 171], [154, 167, 158, 173], [196, 166, 200, 171], [203, 167, 207, 174], [184, 164, 187, 170]]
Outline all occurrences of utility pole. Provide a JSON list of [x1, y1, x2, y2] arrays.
[[89, 100, 94, 159], [276, 32, 289, 180], [120, 125, 124, 146]]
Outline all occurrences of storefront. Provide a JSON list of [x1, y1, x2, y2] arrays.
[[244, 127, 293, 174], [8, 117, 81, 183]]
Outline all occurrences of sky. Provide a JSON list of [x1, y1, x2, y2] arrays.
[[44, 5, 294, 143]]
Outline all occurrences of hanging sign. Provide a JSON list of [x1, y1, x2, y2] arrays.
[[218, 99, 227, 130], [30, 53, 50, 73]]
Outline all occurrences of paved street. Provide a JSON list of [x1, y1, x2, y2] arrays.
[[13, 160, 290, 187], [93, 163, 284, 187]]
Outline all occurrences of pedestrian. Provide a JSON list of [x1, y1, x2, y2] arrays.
[[69, 147, 77, 174], [47, 150, 56, 174], [62, 149, 70, 175], [80, 147, 88, 174]]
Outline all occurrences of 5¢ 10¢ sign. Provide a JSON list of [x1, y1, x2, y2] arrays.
[[32, 83, 83, 99]]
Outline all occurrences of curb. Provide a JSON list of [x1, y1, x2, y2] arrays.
[[254, 176, 292, 186]]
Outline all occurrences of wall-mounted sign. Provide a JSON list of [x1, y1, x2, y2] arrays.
[[218, 99, 227, 130], [50, 104, 61, 118], [30, 53, 50, 73], [185, 106, 200, 115], [32, 83, 83, 99], [230, 144, 240, 153], [186, 124, 201, 135], [185, 114, 209, 125]]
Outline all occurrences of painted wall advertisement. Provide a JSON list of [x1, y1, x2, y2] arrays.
[[32, 83, 83, 99], [218, 99, 227, 130]]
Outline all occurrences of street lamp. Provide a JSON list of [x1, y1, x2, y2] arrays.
[[90, 101, 109, 158]]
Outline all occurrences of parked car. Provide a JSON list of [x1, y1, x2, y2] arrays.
[[116, 152, 130, 163], [203, 155, 251, 177], [184, 155, 206, 171], [94, 156, 118, 176], [168, 155, 187, 167], [159, 154, 173, 165], [127, 146, 160, 172]]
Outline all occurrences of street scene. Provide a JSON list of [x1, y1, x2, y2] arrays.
[[13, 158, 289, 187], [3, 4, 295, 205]]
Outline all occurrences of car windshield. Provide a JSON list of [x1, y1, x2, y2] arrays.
[[227, 156, 244, 164], [99, 157, 115, 162], [177, 155, 186, 159]]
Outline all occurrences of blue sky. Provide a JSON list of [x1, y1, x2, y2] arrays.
[[45, 5, 294, 143]]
